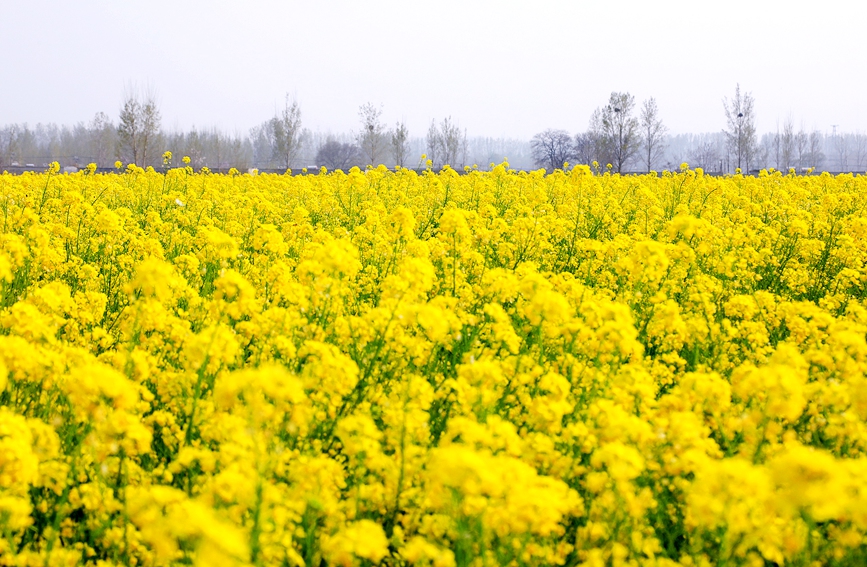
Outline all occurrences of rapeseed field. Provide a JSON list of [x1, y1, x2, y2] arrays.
[[1, 159, 866, 566]]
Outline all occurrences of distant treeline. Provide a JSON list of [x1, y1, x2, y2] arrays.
[[0, 118, 534, 172], [3, 88, 867, 174], [5, 119, 867, 175]]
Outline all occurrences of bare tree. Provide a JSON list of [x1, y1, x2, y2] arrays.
[[0, 124, 20, 168], [186, 128, 205, 166], [796, 126, 809, 170], [117, 96, 141, 165], [271, 95, 303, 169], [140, 97, 161, 167], [356, 102, 388, 166], [764, 128, 781, 170], [117, 87, 161, 166], [390, 120, 410, 167], [88, 112, 115, 167], [226, 131, 252, 171], [530, 129, 575, 171], [316, 139, 359, 170], [10, 125, 35, 165], [250, 122, 275, 168], [209, 127, 226, 169], [852, 132, 867, 171], [596, 92, 640, 173], [572, 132, 596, 166], [807, 130, 825, 170], [689, 134, 722, 171], [426, 117, 466, 167], [723, 83, 758, 172], [639, 97, 668, 172], [780, 115, 795, 171], [581, 108, 612, 168], [834, 132, 849, 172], [425, 120, 440, 166], [442, 117, 466, 166]]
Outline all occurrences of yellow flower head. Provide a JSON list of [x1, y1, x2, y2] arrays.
[[321, 520, 389, 566]]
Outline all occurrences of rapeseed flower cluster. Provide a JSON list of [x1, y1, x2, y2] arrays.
[[0, 163, 866, 565]]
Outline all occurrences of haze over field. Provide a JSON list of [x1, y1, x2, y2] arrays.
[[5, 4, 867, 565], [2, 0, 867, 138]]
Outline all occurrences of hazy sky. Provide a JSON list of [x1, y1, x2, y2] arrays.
[[2, 0, 866, 139]]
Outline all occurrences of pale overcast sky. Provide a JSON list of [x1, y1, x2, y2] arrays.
[[2, 0, 865, 139]]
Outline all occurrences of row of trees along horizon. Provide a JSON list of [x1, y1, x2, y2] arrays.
[[1, 85, 865, 174]]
